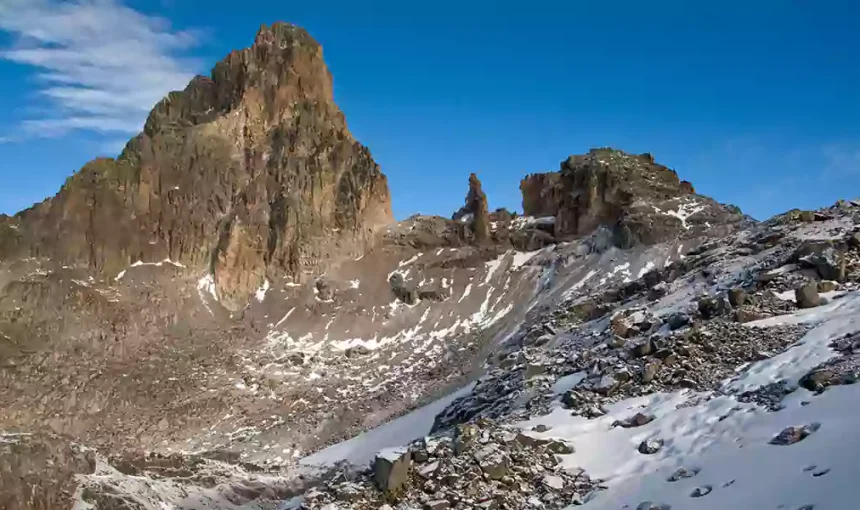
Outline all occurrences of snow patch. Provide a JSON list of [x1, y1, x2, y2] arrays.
[[255, 279, 271, 302]]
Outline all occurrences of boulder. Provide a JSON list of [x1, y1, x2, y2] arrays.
[[642, 360, 661, 384], [666, 312, 690, 330], [799, 369, 836, 392], [389, 273, 419, 304], [544, 440, 574, 454], [638, 438, 664, 454], [769, 423, 820, 445], [630, 337, 654, 357], [698, 295, 730, 319], [373, 448, 412, 492], [794, 241, 845, 281], [473, 446, 509, 480], [728, 288, 748, 307], [667, 467, 699, 482], [614, 413, 654, 428], [795, 283, 821, 309]]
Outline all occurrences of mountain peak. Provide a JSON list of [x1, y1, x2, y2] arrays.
[[6, 22, 392, 309]]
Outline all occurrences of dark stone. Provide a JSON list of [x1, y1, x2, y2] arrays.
[[638, 438, 664, 454], [698, 295, 730, 319], [668, 467, 699, 482], [615, 413, 654, 428], [667, 312, 690, 330], [690, 485, 713, 498], [345, 345, 370, 358]]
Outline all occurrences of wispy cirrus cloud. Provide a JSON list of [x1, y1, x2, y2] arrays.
[[0, 0, 201, 141]]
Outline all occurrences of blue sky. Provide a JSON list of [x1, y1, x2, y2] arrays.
[[0, 0, 858, 220]]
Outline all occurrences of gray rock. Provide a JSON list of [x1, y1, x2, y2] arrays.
[[667, 312, 690, 330], [796, 283, 821, 309], [615, 412, 654, 428], [638, 438, 664, 454], [795, 241, 845, 281], [690, 485, 713, 498], [545, 440, 574, 454], [630, 338, 654, 357], [425, 500, 450, 510], [542, 474, 565, 490], [373, 448, 412, 493], [667, 467, 699, 482], [769, 423, 820, 445], [525, 363, 547, 379], [642, 360, 661, 384], [473, 446, 509, 480]]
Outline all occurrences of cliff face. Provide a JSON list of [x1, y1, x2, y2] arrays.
[[520, 172, 563, 218], [4, 23, 393, 309], [520, 149, 747, 246]]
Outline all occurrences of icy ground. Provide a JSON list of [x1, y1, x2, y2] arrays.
[[516, 292, 860, 510]]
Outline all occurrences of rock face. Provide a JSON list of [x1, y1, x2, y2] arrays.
[[518, 148, 747, 246], [452, 173, 491, 244], [520, 172, 563, 217], [1, 23, 392, 309]]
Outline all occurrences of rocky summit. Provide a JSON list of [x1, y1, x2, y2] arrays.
[[2, 21, 860, 510]]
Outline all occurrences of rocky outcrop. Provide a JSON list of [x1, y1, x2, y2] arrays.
[[518, 148, 747, 247], [4, 23, 392, 309], [520, 172, 563, 217], [452, 173, 491, 244]]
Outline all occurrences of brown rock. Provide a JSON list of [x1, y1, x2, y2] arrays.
[[728, 288, 748, 307], [453, 173, 491, 244], [4, 23, 393, 310], [520, 172, 563, 218]]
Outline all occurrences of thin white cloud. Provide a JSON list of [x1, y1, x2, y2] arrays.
[[0, 0, 200, 140]]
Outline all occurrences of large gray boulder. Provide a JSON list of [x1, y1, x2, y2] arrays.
[[373, 448, 412, 493]]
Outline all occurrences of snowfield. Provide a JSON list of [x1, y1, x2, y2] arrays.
[[516, 292, 860, 510]]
